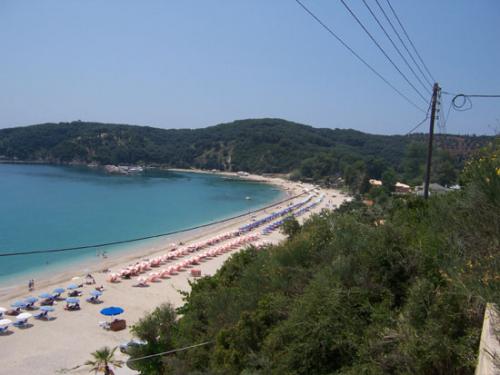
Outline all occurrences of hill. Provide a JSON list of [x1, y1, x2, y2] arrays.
[[0, 119, 493, 188]]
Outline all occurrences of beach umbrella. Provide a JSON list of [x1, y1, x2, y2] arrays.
[[67, 283, 79, 290], [90, 290, 102, 297], [24, 296, 38, 304], [0, 318, 12, 326], [40, 306, 55, 312], [39, 292, 53, 299], [66, 297, 80, 304], [17, 312, 32, 320], [53, 287, 65, 294], [100, 306, 124, 317], [11, 301, 26, 308]]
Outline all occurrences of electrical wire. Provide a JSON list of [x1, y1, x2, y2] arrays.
[[385, 0, 436, 84], [373, 0, 433, 87], [293, 0, 426, 113], [443, 92, 500, 112], [339, 0, 429, 104], [126, 341, 214, 364], [361, 0, 431, 94], [405, 96, 433, 135]]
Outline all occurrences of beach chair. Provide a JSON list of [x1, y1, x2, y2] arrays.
[[133, 278, 148, 287], [13, 319, 28, 328], [40, 298, 54, 306], [5, 308, 20, 316], [86, 296, 101, 304], [64, 303, 80, 311], [99, 321, 110, 330], [34, 311, 48, 320]]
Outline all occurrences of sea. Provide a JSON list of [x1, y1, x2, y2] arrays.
[[0, 164, 284, 286]]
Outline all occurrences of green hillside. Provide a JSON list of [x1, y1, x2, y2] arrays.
[[124, 141, 499, 375], [0, 119, 493, 188]]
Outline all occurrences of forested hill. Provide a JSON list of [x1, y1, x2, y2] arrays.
[[0, 119, 492, 186]]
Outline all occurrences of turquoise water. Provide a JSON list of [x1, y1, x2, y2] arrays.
[[0, 164, 284, 285]]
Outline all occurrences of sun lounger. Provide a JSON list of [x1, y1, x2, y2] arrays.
[[34, 311, 48, 320], [13, 319, 28, 327], [190, 269, 201, 277], [64, 303, 80, 311], [99, 321, 110, 330], [40, 298, 54, 306]]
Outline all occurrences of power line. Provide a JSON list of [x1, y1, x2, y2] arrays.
[[405, 115, 430, 136], [127, 341, 214, 364], [373, 0, 434, 87], [293, 0, 426, 113], [0, 190, 308, 257], [361, 0, 431, 95], [405, 95, 433, 135], [442, 92, 500, 112], [385, 0, 436, 84], [454, 94, 500, 98], [339, 0, 429, 104]]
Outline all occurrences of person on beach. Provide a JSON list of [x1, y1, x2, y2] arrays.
[[28, 279, 33, 291]]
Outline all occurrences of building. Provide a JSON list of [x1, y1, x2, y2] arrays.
[[395, 182, 411, 194]]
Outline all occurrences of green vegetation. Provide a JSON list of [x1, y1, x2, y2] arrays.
[[85, 346, 123, 375], [0, 119, 491, 191], [124, 142, 499, 374]]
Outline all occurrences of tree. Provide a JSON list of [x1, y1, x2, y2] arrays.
[[85, 346, 123, 375], [129, 303, 178, 374], [281, 216, 301, 238], [381, 167, 397, 192]]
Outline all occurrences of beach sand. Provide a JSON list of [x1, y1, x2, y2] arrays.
[[0, 173, 348, 375]]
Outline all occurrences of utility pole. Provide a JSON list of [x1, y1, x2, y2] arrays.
[[423, 82, 440, 199]]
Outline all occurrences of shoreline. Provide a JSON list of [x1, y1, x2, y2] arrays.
[[0, 171, 297, 300], [0, 172, 348, 375]]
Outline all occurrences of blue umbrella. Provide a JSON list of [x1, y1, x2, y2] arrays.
[[40, 306, 55, 312], [53, 287, 65, 294], [67, 284, 79, 290], [66, 297, 80, 304], [39, 292, 53, 299], [24, 296, 38, 304], [100, 306, 124, 316], [90, 290, 102, 297], [11, 301, 26, 308]]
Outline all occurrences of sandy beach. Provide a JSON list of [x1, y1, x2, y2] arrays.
[[0, 172, 348, 375]]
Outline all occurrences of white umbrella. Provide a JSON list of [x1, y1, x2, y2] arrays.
[[16, 312, 32, 321], [0, 318, 12, 326]]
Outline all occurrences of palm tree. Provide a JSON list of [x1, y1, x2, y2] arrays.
[[85, 346, 123, 375]]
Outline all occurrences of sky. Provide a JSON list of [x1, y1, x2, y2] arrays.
[[0, 0, 499, 135]]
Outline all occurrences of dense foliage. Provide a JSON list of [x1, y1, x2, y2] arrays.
[[126, 142, 499, 374], [0, 119, 491, 189]]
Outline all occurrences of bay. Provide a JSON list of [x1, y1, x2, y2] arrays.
[[0, 164, 284, 285]]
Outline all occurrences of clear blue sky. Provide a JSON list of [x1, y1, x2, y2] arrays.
[[1, 0, 499, 135]]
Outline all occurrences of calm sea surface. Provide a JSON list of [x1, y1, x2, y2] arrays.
[[0, 164, 284, 285]]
